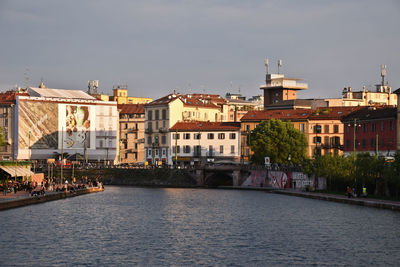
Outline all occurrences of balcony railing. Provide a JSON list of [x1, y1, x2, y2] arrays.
[[145, 128, 153, 134], [158, 127, 168, 133]]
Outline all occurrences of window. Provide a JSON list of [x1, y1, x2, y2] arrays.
[[246, 125, 250, 131], [208, 133, 214, 139], [161, 135, 166, 144], [314, 125, 321, 133], [390, 120, 394, 131], [346, 126, 350, 133], [124, 143, 127, 149], [231, 145, 235, 154], [99, 140, 103, 148], [380, 121, 384, 131], [300, 124, 305, 133], [125, 123, 128, 129], [148, 110, 152, 120], [371, 138, 375, 148], [183, 145, 191, 153], [229, 133, 236, 139], [346, 139, 350, 148], [362, 139, 367, 148], [155, 121, 159, 129], [173, 133, 180, 140], [218, 133, 225, 139], [162, 149, 166, 155], [209, 145, 213, 156], [147, 136, 152, 144], [162, 109, 167, 120], [324, 136, 329, 146], [172, 146, 180, 153], [313, 136, 321, 144], [155, 149, 159, 156], [194, 133, 201, 139], [148, 148, 152, 156], [163, 120, 166, 128], [333, 125, 339, 133], [194, 145, 201, 156], [220, 145, 224, 154], [324, 125, 329, 134], [183, 133, 190, 140], [371, 123, 376, 132], [155, 110, 159, 120], [148, 122, 152, 130]]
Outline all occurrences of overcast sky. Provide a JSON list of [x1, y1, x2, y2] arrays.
[[0, 0, 399, 100]]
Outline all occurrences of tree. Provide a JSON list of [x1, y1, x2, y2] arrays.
[[248, 119, 307, 165], [0, 127, 7, 148]]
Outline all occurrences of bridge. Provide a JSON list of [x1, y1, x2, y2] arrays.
[[192, 164, 250, 187]]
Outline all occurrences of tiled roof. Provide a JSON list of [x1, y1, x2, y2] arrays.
[[170, 121, 241, 131], [118, 104, 145, 114], [145, 93, 226, 109], [308, 106, 363, 120], [0, 91, 28, 104], [241, 107, 364, 122], [241, 109, 312, 121], [341, 106, 397, 122]]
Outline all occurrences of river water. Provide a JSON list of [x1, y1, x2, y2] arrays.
[[1, 186, 400, 266]]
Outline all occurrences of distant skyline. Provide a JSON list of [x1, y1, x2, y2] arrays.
[[0, 0, 399, 100]]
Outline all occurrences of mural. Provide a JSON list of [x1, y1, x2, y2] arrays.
[[64, 105, 90, 149], [18, 101, 58, 149]]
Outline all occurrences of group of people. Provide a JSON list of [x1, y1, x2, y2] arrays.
[[1, 175, 103, 196], [346, 186, 368, 198]]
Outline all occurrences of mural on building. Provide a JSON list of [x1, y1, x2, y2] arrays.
[[18, 101, 58, 149], [64, 105, 91, 149], [267, 171, 290, 189]]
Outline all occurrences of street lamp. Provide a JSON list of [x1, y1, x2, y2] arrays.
[[349, 118, 361, 155]]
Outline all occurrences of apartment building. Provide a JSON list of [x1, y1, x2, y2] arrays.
[[118, 104, 145, 164]]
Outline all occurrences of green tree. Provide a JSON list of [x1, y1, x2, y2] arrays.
[[249, 119, 307, 165], [0, 127, 7, 149]]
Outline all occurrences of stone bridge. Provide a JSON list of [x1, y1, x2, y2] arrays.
[[192, 164, 250, 186]]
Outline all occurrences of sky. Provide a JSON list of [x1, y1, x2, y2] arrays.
[[0, 0, 399, 100]]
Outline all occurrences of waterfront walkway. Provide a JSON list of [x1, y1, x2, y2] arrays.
[[219, 186, 400, 211], [0, 187, 104, 211]]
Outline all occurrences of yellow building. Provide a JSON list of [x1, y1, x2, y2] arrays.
[[111, 86, 152, 104]]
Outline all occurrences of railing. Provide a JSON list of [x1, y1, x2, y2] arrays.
[[158, 127, 168, 133]]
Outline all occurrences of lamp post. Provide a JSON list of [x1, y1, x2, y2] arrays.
[[351, 118, 361, 155]]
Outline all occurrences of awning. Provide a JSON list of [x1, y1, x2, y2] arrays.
[[0, 166, 35, 177]]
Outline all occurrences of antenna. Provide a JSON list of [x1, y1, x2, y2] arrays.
[[278, 60, 282, 74], [24, 68, 30, 88], [380, 64, 387, 86], [265, 58, 269, 74]]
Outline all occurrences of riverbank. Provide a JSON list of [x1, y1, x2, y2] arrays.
[[219, 186, 400, 211], [0, 187, 104, 211]]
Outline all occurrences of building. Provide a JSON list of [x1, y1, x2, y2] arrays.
[[0, 90, 29, 160], [4, 87, 119, 164], [341, 106, 397, 156], [118, 104, 145, 164], [169, 121, 241, 166], [240, 107, 360, 161], [260, 60, 308, 108], [111, 85, 152, 104], [144, 92, 229, 165]]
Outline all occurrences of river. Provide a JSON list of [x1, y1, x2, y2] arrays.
[[1, 186, 400, 266]]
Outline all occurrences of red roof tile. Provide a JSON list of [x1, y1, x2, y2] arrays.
[[241, 109, 312, 121], [118, 104, 145, 114], [170, 121, 240, 131]]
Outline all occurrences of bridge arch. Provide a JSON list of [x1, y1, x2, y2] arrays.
[[204, 171, 233, 187]]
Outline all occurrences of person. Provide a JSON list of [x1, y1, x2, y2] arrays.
[[346, 186, 352, 198], [362, 186, 367, 198]]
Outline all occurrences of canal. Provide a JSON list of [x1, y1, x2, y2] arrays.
[[1, 186, 400, 266]]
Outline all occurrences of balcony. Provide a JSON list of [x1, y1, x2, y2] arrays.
[[145, 128, 153, 134], [158, 127, 168, 133]]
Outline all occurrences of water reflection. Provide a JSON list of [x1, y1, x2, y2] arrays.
[[1, 186, 400, 266]]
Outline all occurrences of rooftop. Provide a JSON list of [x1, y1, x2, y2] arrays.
[[170, 121, 241, 131], [28, 87, 95, 100], [118, 104, 145, 114]]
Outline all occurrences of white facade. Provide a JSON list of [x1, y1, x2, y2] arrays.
[[14, 95, 119, 163]]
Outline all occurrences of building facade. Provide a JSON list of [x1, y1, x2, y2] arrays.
[[111, 86, 152, 104], [10, 87, 119, 164], [341, 106, 397, 156], [169, 122, 241, 166], [144, 93, 229, 165], [118, 104, 145, 164]]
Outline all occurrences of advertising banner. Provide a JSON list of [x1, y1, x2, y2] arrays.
[[18, 100, 59, 149]]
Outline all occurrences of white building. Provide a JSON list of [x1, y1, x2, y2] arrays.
[[144, 93, 229, 165], [14, 87, 119, 164], [169, 121, 241, 166]]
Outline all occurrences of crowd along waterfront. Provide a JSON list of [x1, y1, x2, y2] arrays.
[[1, 186, 400, 266]]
